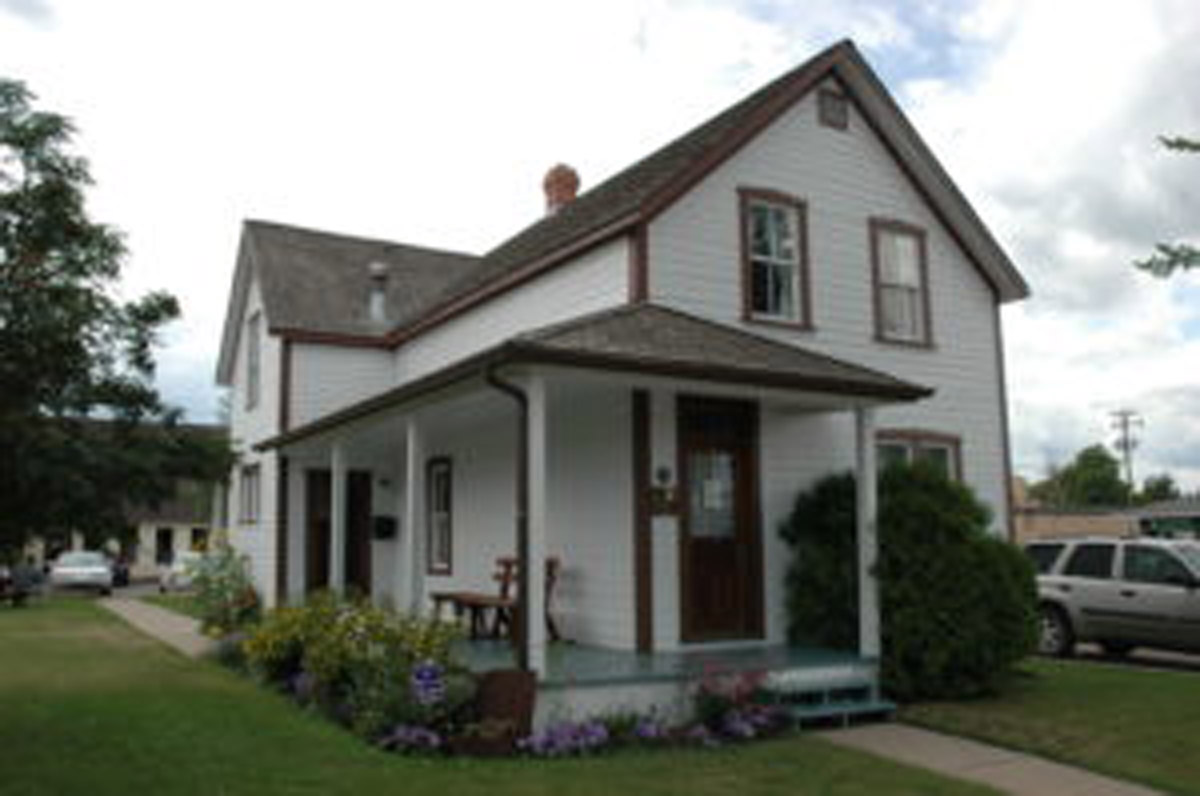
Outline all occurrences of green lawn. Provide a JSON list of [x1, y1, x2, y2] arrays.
[[0, 599, 992, 796], [140, 591, 204, 620], [903, 658, 1200, 795]]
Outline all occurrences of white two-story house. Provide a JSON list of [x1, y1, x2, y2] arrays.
[[216, 40, 1027, 717]]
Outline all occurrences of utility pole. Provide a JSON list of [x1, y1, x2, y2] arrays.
[[1110, 408, 1143, 501]]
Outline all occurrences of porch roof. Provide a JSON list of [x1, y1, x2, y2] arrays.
[[257, 303, 932, 451]]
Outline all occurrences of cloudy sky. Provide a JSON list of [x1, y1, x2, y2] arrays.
[[2, 0, 1198, 490]]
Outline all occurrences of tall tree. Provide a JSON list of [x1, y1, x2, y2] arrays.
[[1135, 136, 1199, 277], [1029, 444, 1130, 508], [1139, 473, 1181, 504], [0, 78, 228, 559]]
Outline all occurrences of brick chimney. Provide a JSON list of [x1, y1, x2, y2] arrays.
[[543, 163, 580, 215]]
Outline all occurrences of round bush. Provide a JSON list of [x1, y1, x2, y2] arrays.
[[780, 464, 1037, 701]]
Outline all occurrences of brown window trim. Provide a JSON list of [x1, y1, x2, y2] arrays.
[[877, 429, 962, 481], [869, 217, 934, 349], [738, 187, 814, 331], [426, 456, 453, 576], [817, 87, 849, 130]]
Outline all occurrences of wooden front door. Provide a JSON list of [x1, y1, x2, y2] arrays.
[[678, 397, 763, 641], [306, 469, 331, 593], [305, 469, 372, 596]]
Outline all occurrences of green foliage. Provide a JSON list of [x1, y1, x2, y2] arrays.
[[243, 592, 467, 738], [0, 77, 232, 557], [1029, 444, 1130, 508], [1138, 473, 1181, 504], [780, 464, 1038, 701], [1135, 135, 1198, 277], [190, 540, 260, 635]]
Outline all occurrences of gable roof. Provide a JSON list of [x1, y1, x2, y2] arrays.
[[258, 303, 930, 451], [218, 39, 1027, 384], [216, 220, 480, 384]]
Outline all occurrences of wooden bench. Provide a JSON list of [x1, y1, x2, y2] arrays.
[[430, 556, 561, 642]]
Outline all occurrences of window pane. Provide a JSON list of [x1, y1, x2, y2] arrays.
[[1063, 544, 1115, 579], [750, 205, 772, 257], [1025, 543, 1066, 575], [1123, 546, 1191, 585], [916, 445, 952, 479], [688, 450, 734, 538], [881, 285, 919, 338], [772, 206, 796, 260], [878, 443, 910, 470]]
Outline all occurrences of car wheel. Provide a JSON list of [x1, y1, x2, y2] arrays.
[[1100, 641, 1134, 658], [100, 587, 112, 597], [1038, 604, 1074, 657]]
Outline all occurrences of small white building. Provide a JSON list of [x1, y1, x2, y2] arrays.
[[215, 40, 1028, 720]]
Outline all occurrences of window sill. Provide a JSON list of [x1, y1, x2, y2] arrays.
[[873, 334, 935, 351], [744, 314, 815, 333]]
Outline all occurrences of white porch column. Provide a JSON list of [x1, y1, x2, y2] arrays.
[[402, 416, 426, 615], [855, 406, 881, 658], [526, 374, 548, 676], [329, 440, 347, 592]]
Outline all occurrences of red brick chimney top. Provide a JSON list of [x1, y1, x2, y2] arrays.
[[543, 163, 580, 215]]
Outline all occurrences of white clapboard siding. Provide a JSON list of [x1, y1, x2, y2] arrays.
[[647, 80, 1009, 532], [290, 345, 394, 428], [393, 238, 630, 385]]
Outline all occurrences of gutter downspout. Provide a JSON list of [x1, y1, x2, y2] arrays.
[[485, 364, 531, 672]]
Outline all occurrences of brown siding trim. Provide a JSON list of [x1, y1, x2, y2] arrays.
[[426, 456, 453, 576], [738, 186, 814, 331], [632, 390, 653, 653], [992, 302, 1016, 540], [629, 224, 649, 303], [868, 217, 934, 349], [877, 428, 963, 481], [275, 456, 289, 605], [278, 338, 293, 434], [274, 328, 389, 348]]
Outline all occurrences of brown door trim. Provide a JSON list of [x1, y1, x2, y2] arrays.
[[275, 456, 289, 604], [633, 389, 653, 653], [677, 395, 764, 643], [305, 468, 331, 593]]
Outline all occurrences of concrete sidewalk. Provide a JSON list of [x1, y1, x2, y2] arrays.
[[101, 597, 215, 658], [820, 723, 1161, 795]]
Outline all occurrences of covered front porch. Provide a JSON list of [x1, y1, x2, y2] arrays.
[[261, 305, 930, 717]]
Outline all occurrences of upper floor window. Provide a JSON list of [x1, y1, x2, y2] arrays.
[[427, 457, 453, 575], [239, 464, 261, 524], [870, 219, 931, 346], [877, 429, 961, 481], [740, 188, 810, 327], [245, 311, 261, 410]]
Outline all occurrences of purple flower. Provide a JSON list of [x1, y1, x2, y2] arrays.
[[519, 720, 611, 757], [410, 660, 445, 706]]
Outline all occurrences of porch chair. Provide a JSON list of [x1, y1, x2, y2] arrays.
[[492, 555, 561, 642]]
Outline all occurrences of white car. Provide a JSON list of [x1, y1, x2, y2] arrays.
[[50, 551, 114, 596], [159, 551, 203, 593]]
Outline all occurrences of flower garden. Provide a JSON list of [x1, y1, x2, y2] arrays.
[[193, 541, 792, 758]]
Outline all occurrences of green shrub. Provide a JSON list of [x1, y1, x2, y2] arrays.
[[190, 540, 260, 635], [779, 464, 1037, 701], [242, 592, 467, 738]]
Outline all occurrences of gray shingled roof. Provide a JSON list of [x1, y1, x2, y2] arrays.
[[511, 304, 931, 400], [245, 220, 481, 338]]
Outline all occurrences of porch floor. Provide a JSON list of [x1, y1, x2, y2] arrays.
[[452, 640, 868, 689]]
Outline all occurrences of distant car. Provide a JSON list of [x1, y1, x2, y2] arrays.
[[159, 551, 203, 593], [50, 551, 114, 596], [1027, 537, 1200, 657]]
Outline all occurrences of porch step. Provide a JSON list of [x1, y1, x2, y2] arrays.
[[763, 666, 893, 726]]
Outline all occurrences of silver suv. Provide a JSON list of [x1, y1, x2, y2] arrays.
[[1027, 537, 1200, 657]]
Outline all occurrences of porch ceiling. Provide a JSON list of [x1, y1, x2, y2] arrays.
[[259, 302, 931, 453]]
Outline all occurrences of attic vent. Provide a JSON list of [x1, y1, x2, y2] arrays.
[[368, 261, 388, 323], [818, 88, 849, 131]]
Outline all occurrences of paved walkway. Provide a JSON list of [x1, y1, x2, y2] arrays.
[[820, 723, 1161, 795], [100, 597, 215, 658]]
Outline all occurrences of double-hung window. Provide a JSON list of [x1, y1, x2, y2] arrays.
[[239, 464, 261, 524], [245, 311, 261, 410], [877, 430, 961, 481], [426, 458, 452, 575], [871, 220, 931, 345], [740, 189, 810, 326]]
